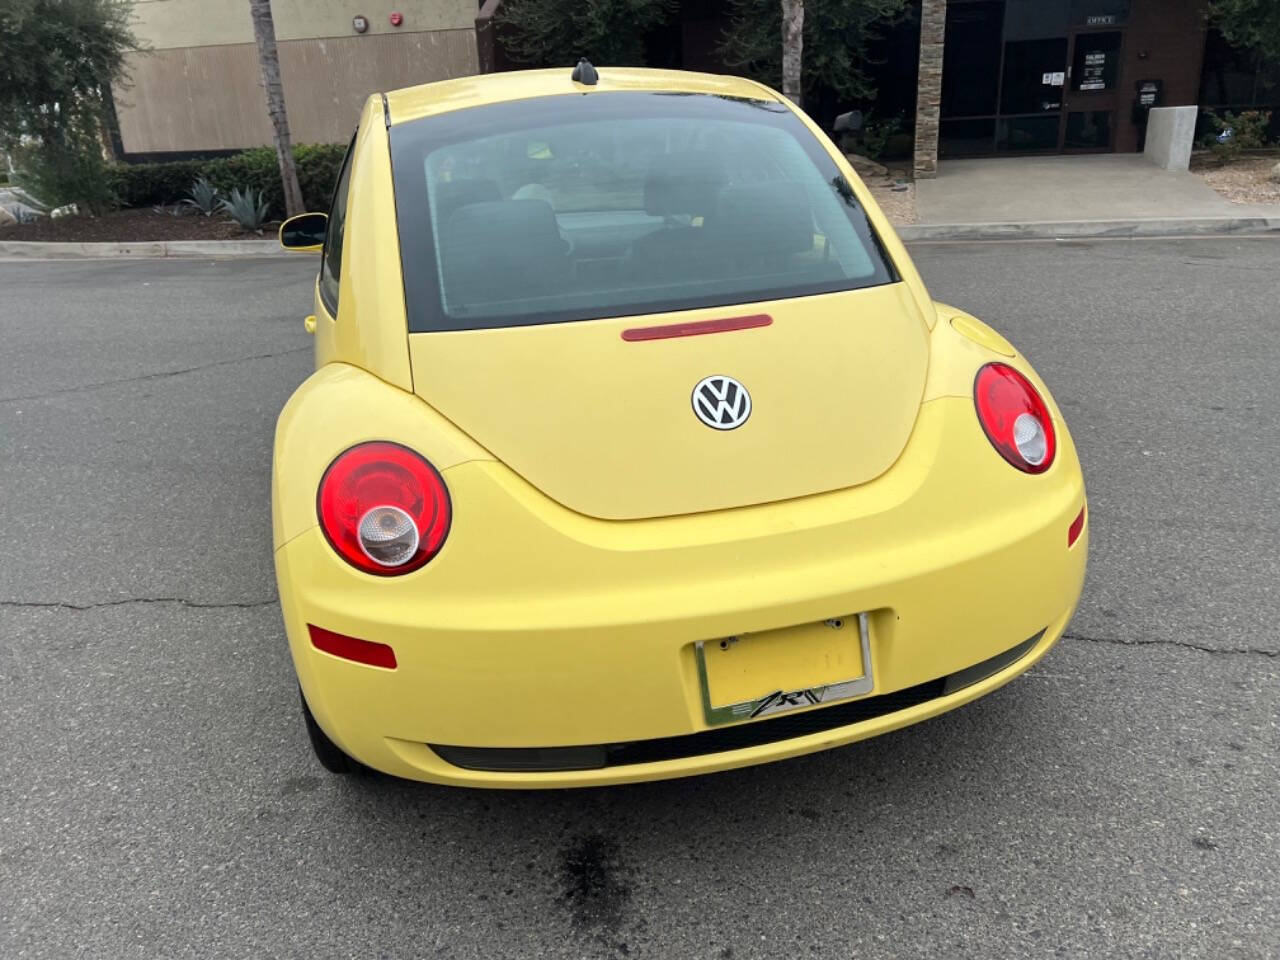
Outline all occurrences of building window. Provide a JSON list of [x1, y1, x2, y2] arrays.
[[939, 0, 1127, 157], [941, 1, 1003, 121]]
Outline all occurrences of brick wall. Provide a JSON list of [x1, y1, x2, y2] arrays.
[[1116, 0, 1209, 152]]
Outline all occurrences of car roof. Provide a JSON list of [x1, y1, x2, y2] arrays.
[[383, 67, 781, 126]]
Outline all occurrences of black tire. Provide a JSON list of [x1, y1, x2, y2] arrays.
[[299, 688, 363, 775]]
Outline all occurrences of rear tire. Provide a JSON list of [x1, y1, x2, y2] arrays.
[[299, 689, 363, 775]]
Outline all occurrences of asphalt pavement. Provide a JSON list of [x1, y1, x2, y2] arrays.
[[1, 239, 1277, 959]]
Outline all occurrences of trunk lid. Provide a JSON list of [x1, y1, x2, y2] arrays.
[[408, 284, 930, 520]]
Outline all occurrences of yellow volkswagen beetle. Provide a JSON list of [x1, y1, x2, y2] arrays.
[[274, 64, 1087, 787]]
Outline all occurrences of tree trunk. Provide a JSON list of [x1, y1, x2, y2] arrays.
[[100, 84, 125, 163], [780, 0, 804, 107], [249, 0, 305, 217]]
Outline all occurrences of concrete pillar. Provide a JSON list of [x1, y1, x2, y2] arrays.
[[1143, 106, 1198, 171], [914, 0, 947, 179]]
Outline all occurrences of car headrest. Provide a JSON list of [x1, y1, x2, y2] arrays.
[[440, 199, 568, 305], [445, 198, 563, 248], [433, 178, 502, 223], [643, 152, 725, 217], [712, 181, 813, 257]]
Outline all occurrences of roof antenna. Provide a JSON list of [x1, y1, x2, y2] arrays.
[[571, 58, 598, 86]]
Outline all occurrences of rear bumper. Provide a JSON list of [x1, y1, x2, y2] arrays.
[[428, 625, 1048, 773], [275, 396, 1087, 788]]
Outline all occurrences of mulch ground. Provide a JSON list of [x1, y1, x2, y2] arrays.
[[866, 175, 917, 225], [1191, 151, 1280, 207], [0, 208, 280, 242]]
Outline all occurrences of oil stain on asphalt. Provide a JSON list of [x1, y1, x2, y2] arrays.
[[557, 833, 633, 931]]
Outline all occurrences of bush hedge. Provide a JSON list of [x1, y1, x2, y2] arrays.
[[109, 143, 347, 215]]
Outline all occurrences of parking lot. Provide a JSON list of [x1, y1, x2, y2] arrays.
[[2, 237, 1277, 959]]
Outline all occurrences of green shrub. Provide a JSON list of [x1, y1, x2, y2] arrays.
[[110, 159, 205, 208], [1204, 108, 1273, 161], [496, 0, 677, 66], [219, 186, 271, 231], [856, 113, 903, 160], [881, 130, 915, 160], [1229, 110, 1272, 148], [203, 148, 279, 208], [107, 142, 347, 213], [293, 143, 347, 213], [181, 176, 220, 216], [13, 129, 117, 215]]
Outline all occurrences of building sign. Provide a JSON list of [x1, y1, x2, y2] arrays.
[[1070, 0, 1131, 26], [1080, 50, 1109, 90]]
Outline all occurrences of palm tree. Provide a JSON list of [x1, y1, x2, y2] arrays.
[[780, 0, 804, 106], [249, 0, 304, 217]]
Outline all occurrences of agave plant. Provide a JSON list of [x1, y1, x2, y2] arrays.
[[218, 186, 271, 233], [181, 177, 220, 216]]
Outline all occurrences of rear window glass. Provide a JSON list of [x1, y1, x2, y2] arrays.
[[390, 92, 897, 333]]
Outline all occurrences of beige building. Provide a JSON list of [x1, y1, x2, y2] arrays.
[[114, 0, 479, 155]]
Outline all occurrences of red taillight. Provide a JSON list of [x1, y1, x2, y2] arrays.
[[973, 363, 1057, 474], [316, 441, 451, 575], [308, 624, 397, 669], [1068, 506, 1086, 547]]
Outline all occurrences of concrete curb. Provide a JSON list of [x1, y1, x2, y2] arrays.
[[3, 215, 1279, 258], [897, 215, 1280, 242], [0, 239, 299, 259]]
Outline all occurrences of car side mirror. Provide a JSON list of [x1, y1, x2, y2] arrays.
[[279, 212, 327, 251]]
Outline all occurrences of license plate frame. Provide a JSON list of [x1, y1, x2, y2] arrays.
[[694, 612, 875, 726]]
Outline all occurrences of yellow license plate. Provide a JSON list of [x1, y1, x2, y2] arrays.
[[696, 614, 874, 726]]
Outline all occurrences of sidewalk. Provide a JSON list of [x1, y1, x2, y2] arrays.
[[914, 153, 1276, 224], [5, 153, 1279, 259]]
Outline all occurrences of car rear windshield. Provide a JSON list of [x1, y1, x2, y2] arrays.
[[390, 92, 898, 333]]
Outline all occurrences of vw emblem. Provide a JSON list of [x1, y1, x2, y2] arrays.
[[692, 375, 751, 430]]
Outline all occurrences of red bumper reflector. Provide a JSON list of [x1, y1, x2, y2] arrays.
[[621, 313, 771, 341], [1067, 506, 1086, 548], [308, 624, 397, 669]]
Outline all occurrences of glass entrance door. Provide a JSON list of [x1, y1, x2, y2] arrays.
[[996, 35, 1068, 151], [937, 0, 1130, 157], [1061, 29, 1124, 150], [993, 0, 1070, 152]]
